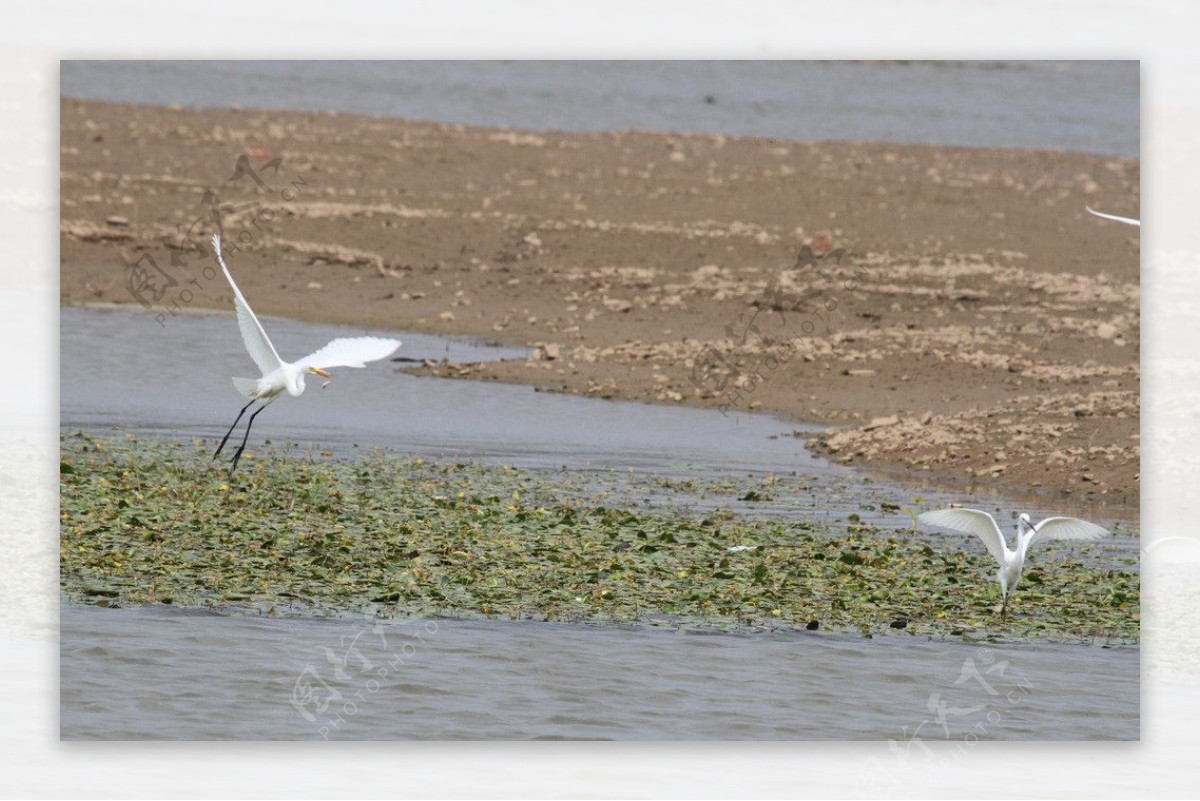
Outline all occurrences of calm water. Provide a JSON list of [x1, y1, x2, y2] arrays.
[[59, 60, 1139, 156], [60, 605, 1138, 740]]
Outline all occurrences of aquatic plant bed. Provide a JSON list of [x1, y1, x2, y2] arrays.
[[60, 434, 1139, 644]]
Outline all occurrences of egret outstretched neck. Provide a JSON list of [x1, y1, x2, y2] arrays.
[[289, 366, 305, 396], [1015, 513, 1034, 555]]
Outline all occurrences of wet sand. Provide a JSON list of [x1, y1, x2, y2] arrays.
[[60, 98, 1140, 503]]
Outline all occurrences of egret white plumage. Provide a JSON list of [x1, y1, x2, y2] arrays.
[[917, 508, 1110, 618], [1086, 206, 1140, 227], [211, 234, 401, 473]]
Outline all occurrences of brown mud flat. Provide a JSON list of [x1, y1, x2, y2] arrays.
[[60, 98, 1140, 506]]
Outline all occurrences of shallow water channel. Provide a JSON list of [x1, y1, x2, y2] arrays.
[[60, 306, 1139, 739], [63, 305, 841, 474]]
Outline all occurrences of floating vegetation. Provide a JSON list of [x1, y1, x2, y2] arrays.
[[59, 433, 1139, 644]]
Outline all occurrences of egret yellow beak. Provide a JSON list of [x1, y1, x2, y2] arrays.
[[308, 367, 333, 389]]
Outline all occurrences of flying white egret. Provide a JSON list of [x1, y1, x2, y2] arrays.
[[210, 234, 402, 473], [1086, 206, 1140, 227], [917, 508, 1111, 618]]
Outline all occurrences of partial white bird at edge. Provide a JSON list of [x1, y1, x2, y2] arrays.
[[1086, 206, 1140, 227]]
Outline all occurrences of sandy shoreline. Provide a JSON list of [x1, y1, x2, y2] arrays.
[[60, 98, 1140, 506]]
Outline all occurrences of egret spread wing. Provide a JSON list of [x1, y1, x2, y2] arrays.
[[1022, 516, 1110, 556], [212, 234, 284, 376], [918, 508, 1009, 565], [296, 336, 402, 370], [1085, 206, 1141, 227]]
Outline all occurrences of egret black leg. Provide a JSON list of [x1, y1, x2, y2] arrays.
[[214, 399, 258, 460], [999, 596, 1009, 620], [228, 404, 269, 474]]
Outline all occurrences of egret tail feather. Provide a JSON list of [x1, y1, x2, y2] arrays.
[[232, 376, 260, 399]]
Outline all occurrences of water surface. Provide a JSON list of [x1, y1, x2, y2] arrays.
[[60, 60, 1139, 156], [60, 605, 1138, 740]]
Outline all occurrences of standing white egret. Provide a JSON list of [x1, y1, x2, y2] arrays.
[[211, 234, 402, 473], [917, 508, 1111, 618], [1086, 206, 1140, 227]]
